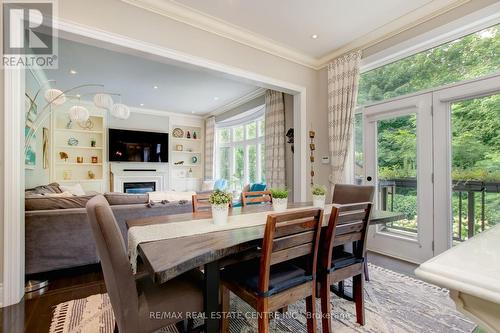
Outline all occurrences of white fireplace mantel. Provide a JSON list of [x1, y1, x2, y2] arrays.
[[110, 162, 169, 193]]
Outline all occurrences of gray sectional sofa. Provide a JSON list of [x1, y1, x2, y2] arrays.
[[25, 185, 192, 275]]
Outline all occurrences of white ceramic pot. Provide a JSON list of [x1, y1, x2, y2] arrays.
[[272, 198, 288, 212], [312, 195, 326, 209], [212, 203, 229, 225]]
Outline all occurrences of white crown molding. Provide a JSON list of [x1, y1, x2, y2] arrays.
[[120, 0, 317, 69], [129, 105, 204, 119], [206, 87, 266, 118], [121, 0, 472, 69]]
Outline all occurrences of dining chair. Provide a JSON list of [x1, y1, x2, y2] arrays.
[[332, 184, 375, 280], [220, 208, 324, 333], [241, 190, 272, 206], [86, 195, 204, 333], [318, 202, 372, 332], [192, 192, 212, 212]]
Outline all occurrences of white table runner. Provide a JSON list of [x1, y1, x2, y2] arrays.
[[128, 204, 333, 273]]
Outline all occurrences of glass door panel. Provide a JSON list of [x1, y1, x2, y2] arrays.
[[377, 114, 419, 237], [450, 94, 500, 243], [364, 93, 434, 263]]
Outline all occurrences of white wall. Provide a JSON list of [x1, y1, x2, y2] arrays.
[[108, 110, 169, 133]]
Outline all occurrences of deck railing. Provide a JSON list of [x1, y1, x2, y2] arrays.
[[377, 178, 500, 241]]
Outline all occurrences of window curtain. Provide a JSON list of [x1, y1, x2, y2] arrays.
[[204, 116, 215, 180], [328, 50, 362, 194], [264, 90, 286, 188]]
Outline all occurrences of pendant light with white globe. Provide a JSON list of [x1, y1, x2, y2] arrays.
[[93, 93, 114, 110], [111, 103, 130, 120], [69, 105, 90, 123], [44, 88, 67, 106]]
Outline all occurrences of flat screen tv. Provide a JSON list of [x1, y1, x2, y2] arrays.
[[108, 128, 168, 163]]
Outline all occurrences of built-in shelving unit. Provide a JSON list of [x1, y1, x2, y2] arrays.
[[170, 123, 203, 191], [51, 107, 106, 192]]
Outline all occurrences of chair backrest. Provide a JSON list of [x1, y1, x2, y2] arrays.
[[321, 202, 372, 272], [192, 192, 212, 212], [241, 190, 272, 206], [332, 184, 374, 204], [86, 195, 139, 332], [258, 208, 323, 295]]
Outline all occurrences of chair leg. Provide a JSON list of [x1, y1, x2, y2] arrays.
[[320, 276, 332, 333], [353, 274, 365, 325], [257, 300, 270, 333], [305, 286, 317, 333], [221, 285, 230, 333], [364, 257, 370, 281]]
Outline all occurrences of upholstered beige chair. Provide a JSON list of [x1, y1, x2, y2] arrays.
[[86, 195, 204, 333], [332, 184, 375, 204]]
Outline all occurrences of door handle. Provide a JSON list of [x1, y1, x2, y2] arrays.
[[366, 176, 372, 181]]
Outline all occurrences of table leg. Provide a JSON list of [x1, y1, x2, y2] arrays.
[[204, 261, 220, 333]]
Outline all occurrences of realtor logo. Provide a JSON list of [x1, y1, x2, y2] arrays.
[[2, 1, 58, 68]]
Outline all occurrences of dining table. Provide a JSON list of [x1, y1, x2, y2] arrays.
[[127, 202, 405, 333]]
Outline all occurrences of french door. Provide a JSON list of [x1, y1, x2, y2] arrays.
[[363, 93, 434, 263]]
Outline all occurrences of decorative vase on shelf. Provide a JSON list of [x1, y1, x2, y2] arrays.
[[193, 131, 197, 139], [212, 204, 229, 226], [312, 195, 326, 209], [272, 198, 288, 212], [186, 131, 191, 139]]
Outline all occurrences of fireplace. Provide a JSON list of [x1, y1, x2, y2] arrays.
[[123, 182, 156, 194]]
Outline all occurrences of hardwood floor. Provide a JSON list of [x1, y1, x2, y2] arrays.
[[0, 252, 417, 333], [1, 265, 105, 333]]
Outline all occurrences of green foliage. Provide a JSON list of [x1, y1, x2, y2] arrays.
[[358, 25, 500, 106], [208, 190, 232, 205], [359, 26, 500, 236], [270, 188, 288, 199], [311, 184, 327, 196]]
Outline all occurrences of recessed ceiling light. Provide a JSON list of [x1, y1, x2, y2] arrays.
[[69, 69, 78, 75], [213, 96, 219, 101], [140, 103, 144, 107], [153, 85, 159, 89], [311, 34, 318, 39], [76, 94, 81, 98]]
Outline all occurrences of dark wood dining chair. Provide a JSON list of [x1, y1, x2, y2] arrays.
[[332, 184, 375, 280], [220, 208, 324, 333], [241, 190, 272, 206], [192, 192, 212, 212], [318, 202, 372, 332], [86, 195, 204, 333]]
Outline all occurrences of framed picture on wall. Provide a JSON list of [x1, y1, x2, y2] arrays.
[[25, 126, 36, 169]]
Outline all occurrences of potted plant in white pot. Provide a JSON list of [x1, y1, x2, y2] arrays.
[[270, 188, 288, 212], [209, 190, 232, 226], [311, 184, 327, 208]]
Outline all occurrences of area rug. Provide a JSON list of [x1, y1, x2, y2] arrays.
[[49, 264, 476, 333]]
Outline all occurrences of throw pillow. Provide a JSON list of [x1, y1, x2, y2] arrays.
[[59, 183, 86, 196], [250, 183, 266, 192]]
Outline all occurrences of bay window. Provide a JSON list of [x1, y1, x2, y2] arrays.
[[216, 114, 265, 191]]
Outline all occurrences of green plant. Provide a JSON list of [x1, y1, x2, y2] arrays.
[[311, 184, 326, 196], [208, 190, 232, 205], [269, 188, 288, 199]]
